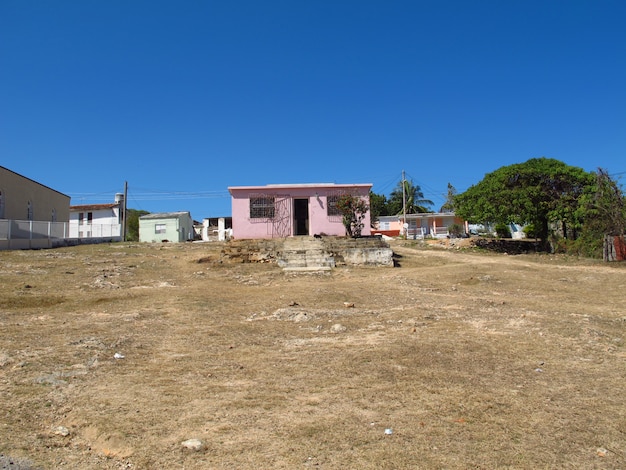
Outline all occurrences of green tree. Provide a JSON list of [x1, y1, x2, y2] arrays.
[[573, 168, 626, 257], [583, 168, 626, 237], [387, 179, 433, 215], [440, 182, 457, 213], [125, 209, 149, 241], [454, 157, 595, 248], [336, 194, 369, 238], [369, 191, 388, 227]]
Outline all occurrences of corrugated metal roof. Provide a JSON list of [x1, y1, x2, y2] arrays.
[[139, 211, 190, 220]]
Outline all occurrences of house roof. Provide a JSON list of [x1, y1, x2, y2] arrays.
[[402, 212, 459, 219], [228, 183, 372, 194], [70, 203, 119, 211], [139, 211, 191, 220], [0, 165, 70, 199]]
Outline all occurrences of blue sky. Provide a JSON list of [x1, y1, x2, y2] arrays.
[[2, 1, 625, 221]]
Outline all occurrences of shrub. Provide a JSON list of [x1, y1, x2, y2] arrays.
[[495, 223, 512, 238], [448, 223, 464, 238], [523, 223, 538, 239], [336, 194, 369, 238]]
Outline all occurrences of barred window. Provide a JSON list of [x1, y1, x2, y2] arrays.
[[250, 196, 275, 219], [327, 194, 342, 216]]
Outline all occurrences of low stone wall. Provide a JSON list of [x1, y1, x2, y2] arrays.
[[218, 236, 394, 267], [323, 237, 394, 267]]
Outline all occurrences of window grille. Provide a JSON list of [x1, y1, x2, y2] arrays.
[[327, 193, 343, 216], [250, 195, 275, 219]]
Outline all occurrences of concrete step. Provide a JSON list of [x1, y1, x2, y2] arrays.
[[283, 266, 333, 272], [278, 237, 335, 270]]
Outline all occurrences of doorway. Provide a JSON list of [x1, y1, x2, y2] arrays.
[[293, 198, 309, 236]]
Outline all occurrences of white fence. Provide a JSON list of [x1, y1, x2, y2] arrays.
[[405, 225, 450, 240], [0, 219, 122, 250], [68, 222, 122, 239]]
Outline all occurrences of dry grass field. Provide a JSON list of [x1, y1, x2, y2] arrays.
[[1, 240, 625, 469]]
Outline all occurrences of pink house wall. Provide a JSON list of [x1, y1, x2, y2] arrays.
[[371, 216, 402, 237], [228, 183, 372, 239]]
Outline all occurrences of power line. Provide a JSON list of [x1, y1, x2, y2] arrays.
[[68, 187, 231, 204]]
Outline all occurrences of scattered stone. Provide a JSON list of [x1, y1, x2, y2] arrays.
[[596, 447, 608, 457], [54, 426, 70, 437], [330, 323, 347, 333], [181, 438, 204, 452], [34, 374, 67, 386], [288, 301, 299, 306], [0, 352, 12, 368], [343, 302, 355, 308], [0, 453, 41, 469], [114, 353, 125, 359], [272, 308, 314, 322]]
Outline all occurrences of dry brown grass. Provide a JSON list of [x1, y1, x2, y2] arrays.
[[1, 240, 625, 469]]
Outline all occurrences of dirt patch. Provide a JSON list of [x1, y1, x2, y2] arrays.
[[0, 241, 625, 468]]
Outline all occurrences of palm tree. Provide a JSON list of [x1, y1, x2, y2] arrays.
[[388, 179, 433, 214]]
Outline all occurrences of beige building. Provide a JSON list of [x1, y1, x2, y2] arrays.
[[0, 166, 70, 223]]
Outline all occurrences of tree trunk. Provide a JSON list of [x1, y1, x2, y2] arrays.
[[538, 218, 551, 252]]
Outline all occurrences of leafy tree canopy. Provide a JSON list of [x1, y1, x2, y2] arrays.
[[125, 208, 150, 241], [369, 191, 389, 226], [579, 168, 626, 238], [454, 157, 595, 243]]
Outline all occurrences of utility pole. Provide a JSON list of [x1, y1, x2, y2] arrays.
[[402, 170, 407, 239], [123, 181, 128, 242]]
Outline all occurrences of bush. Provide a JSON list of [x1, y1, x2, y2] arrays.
[[550, 233, 603, 258], [495, 223, 512, 238], [523, 223, 538, 239], [448, 223, 464, 238]]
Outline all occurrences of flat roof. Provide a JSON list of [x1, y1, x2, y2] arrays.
[[228, 183, 372, 193]]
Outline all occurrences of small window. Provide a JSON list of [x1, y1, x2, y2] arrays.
[[51, 209, 56, 222], [87, 212, 93, 223], [379, 221, 390, 230], [250, 196, 275, 219], [155, 223, 167, 234], [27, 201, 33, 221], [78, 212, 84, 224], [327, 194, 342, 216]]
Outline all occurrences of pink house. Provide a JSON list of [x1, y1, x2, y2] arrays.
[[228, 183, 372, 239], [402, 212, 467, 238]]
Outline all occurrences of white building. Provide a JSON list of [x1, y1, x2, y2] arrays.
[[69, 195, 124, 240]]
